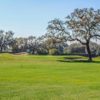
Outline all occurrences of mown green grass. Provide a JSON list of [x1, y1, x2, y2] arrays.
[[0, 53, 100, 100]]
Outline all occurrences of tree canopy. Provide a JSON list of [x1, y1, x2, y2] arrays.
[[47, 8, 100, 61]]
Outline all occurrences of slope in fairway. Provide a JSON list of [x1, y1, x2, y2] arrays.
[[0, 54, 100, 100]]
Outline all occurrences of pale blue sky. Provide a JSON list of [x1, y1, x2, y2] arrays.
[[0, 0, 99, 37]]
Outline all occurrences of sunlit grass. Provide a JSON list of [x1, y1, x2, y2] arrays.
[[0, 53, 100, 100]]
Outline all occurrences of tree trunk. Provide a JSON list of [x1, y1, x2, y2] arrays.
[[0, 46, 3, 53], [86, 43, 92, 62]]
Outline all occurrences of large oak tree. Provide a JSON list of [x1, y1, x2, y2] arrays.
[[47, 8, 100, 62]]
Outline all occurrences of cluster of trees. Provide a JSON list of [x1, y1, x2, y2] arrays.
[[0, 31, 68, 55], [0, 30, 14, 52], [0, 30, 100, 56], [10, 35, 68, 55], [66, 42, 100, 55], [0, 8, 100, 61]]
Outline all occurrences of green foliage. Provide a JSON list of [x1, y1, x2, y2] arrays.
[[49, 48, 58, 55]]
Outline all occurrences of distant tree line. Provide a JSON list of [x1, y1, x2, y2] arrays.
[[0, 32, 68, 55], [0, 8, 100, 61], [0, 29, 100, 56]]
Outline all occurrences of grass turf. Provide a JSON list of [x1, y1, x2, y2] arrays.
[[0, 53, 100, 100]]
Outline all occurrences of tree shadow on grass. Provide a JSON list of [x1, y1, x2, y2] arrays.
[[58, 56, 100, 63]]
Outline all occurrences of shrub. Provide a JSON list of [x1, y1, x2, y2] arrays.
[[49, 48, 58, 55]]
